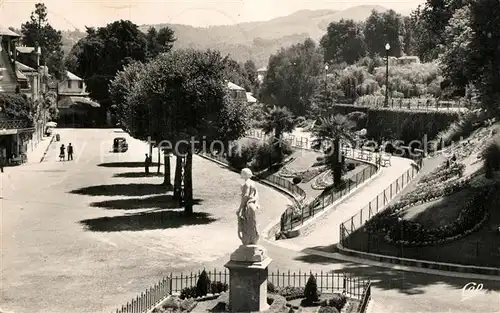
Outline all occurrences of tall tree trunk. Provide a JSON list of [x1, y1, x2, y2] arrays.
[[333, 138, 342, 186], [149, 142, 153, 162], [184, 149, 193, 216], [173, 154, 183, 201], [157, 147, 161, 173], [163, 152, 172, 188]]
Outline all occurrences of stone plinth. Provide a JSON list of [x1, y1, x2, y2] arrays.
[[224, 245, 272, 312]]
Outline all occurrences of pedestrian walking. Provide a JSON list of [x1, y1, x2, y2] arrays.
[[59, 144, 65, 161], [145, 153, 150, 174], [67, 143, 74, 161]]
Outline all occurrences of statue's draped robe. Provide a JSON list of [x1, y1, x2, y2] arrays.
[[238, 180, 260, 245]]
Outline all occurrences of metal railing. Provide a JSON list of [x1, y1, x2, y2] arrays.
[[281, 164, 378, 232], [352, 97, 468, 111], [340, 164, 420, 246], [112, 269, 372, 313]]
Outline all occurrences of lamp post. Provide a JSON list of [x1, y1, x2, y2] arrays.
[[385, 43, 390, 107], [324, 64, 329, 104]]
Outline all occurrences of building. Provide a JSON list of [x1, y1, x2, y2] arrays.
[[227, 81, 247, 105], [0, 28, 38, 163], [257, 67, 267, 84], [246, 92, 257, 104], [56, 70, 100, 127]]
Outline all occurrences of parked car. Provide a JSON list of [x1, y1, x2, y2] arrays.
[[113, 137, 128, 152]]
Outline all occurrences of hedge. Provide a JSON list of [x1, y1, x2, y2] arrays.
[[326, 104, 460, 144]]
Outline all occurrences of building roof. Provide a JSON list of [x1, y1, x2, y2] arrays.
[[0, 27, 21, 37], [16, 46, 36, 54], [66, 71, 83, 81], [15, 70, 28, 81], [16, 61, 36, 72], [227, 81, 245, 91], [246, 92, 257, 103], [58, 96, 100, 109]]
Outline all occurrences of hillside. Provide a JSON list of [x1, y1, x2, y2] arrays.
[[61, 5, 388, 67]]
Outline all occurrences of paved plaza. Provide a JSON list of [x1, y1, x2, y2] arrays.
[[1, 129, 499, 313]]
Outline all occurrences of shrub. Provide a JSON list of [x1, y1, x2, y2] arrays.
[[196, 270, 210, 297], [267, 281, 276, 293], [227, 143, 258, 170], [253, 140, 293, 171], [346, 163, 356, 171], [328, 293, 347, 311], [304, 274, 320, 304], [179, 286, 197, 299], [316, 156, 325, 162], [483, 142, 500, 178], [318, 306, 339, 313], [274, 286, 305, 300], [0, 93, 34, 122], [209, 281, 228, 294], [296, 116, 306, 127], [292, 176, 302, 184]]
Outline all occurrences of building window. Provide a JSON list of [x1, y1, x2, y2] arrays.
[[67, 80, 72, 88], [78, 81, 83, 89]]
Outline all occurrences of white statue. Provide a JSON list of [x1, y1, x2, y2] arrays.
[[236, 168, 260, 245]]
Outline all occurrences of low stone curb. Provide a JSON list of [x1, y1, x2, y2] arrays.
[[336, 243, 500, 276]]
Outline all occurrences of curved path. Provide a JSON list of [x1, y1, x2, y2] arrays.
[[0, 129, 498, 313]]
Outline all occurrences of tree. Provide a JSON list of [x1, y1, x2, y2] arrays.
[[364, 10, 404, 57], [21, 3, 65, 79], [145, 26, 176, 59], [243, 60, 259, 92], [66, 20, 166, 123], [439, 5, 473, 96], [125, 49, 249, 214], [468, 0, 500, 115], [261, 106, 296, 164], [312, 115, 356, 186], [222, 57, 253, 91], [259, 38, 323, 116], [310, 74, 345, 117], [320, 19, 366, 64], [401, 15, 417, 55]]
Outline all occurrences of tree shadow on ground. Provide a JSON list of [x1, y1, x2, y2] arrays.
[[97, 162, 161, 168], [80, 210, 217, 232], [70, 183, 167, 196], [293, 253, 500, 295], [113, 172, 164, 178], [91, 194, 203, 210]]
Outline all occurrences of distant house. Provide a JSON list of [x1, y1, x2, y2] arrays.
[[227, 81, 247, 105], [257, 67, 267, 84], [57, 71, 100, 127], [246, 92, 257, 104], [397, 56, 420, 65]]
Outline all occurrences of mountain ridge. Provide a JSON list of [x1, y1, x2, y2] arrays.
[[61, 5, 390, 67]]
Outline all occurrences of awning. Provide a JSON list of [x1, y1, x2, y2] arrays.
[[58, 96, 101, 109]]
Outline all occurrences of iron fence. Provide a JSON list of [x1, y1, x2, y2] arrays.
[[112, 277, 172, 313], [354, 97, 468, 111], [340, 165, 420, 246], [357, 281, 372, 313], [281, 164, 378, 232]]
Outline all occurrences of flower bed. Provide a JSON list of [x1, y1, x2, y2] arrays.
[[417, 162, 465, 185], [368, 185, 494, 247], [279, 166, 327, 183]]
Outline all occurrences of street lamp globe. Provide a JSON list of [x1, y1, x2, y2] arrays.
[[385, 43, 391, 51], [325, 64, 329, 70]]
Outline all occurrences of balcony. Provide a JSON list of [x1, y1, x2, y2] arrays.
[[0, 119, 33, 130]]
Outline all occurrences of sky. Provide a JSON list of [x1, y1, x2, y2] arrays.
[[0, 0, 424, 31]]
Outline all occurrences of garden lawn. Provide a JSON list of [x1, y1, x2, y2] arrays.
[[401, 188, 474, 229]]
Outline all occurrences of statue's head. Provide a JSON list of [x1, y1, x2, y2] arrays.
[[240, 168, 253, 180]]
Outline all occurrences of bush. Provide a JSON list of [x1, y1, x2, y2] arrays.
[[296, 116, 306, 127], [346, 163, 356, 171], [209, 281, 228, 294], [292, 176, 302, 184], [267, 281, 276, 293], [227, 143, 258, 170], [0, 93, 34, 122], [274, 286, 305, 300], [179, 286, 197, 299], [196, 270, 210, 297], [483, 142, 500, 178], [316, 156, 325, 162], [318, 306, 339, 313], [253, 139, 293, 171], [304, 274, 320, 304], [328, 293, 347, 311]]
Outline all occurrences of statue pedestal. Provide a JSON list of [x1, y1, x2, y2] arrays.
[[224, 245, 272, 312]]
